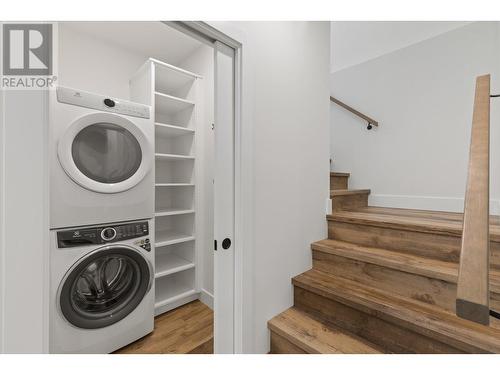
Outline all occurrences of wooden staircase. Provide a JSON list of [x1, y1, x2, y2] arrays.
[[268, 172, 500, 353]]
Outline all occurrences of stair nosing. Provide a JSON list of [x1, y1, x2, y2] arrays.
[[311, 239, 500, 294], [293, 269, 500, 353], [268, 313, 341, 354], [330, 172, 350, 177], [330, 189, 371, 197], [268, 307, 383, 354], [327, 210, 500, 241]]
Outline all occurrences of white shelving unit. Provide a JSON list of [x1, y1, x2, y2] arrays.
[[155, 252, 195, 278], [155, 122, 195, 138], [155, 183, 195, 187], [155, 209, 195, 217], [155, 153, 195, 161], [155, 92, 195, 114], [130, 58, 202, 316]]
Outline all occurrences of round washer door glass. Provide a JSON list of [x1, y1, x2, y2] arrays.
[[57, 112, 153, 194], [59, 246, 151, 329], [72, 123, 142, 184]]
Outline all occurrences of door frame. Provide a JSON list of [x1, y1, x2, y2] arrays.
[[164, 21, 246, 354]]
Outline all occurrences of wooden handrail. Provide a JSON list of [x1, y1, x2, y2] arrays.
[[330, 96, 379, 129], [456, 74, 491, 325]]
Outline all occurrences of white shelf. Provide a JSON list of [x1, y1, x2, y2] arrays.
[[155, 122, 195, 138], [155, 62, 199, 98], [154, 289, 198, 315], [155, 253, 195, 279], [155, 153, 195, 161], [155, 230, 195, 247], [154, 266, 197, 315], [155, 183, 195, 187], [155, 92, 194, 115], [155, 209, 195, 217], [151, 58, 202, 79]]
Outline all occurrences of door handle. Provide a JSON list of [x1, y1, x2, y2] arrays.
[[222, 238, 231, 250]]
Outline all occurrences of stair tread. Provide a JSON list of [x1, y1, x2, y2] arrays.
[[330, 189, 371, 197], [311, 239, 500, 293], [293, 269, 500, 353], [328, 206, 500, 241], [268, 307, 384, 353], [330, 172, 350, 177]]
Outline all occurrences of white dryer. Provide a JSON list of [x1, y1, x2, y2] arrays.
[[50, 219, 154, 353], [49, 86, 154, 229]]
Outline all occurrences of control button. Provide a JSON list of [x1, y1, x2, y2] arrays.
[[101, 227, 117, 241], [103, 98, 115, 107], [140, 243, 151, 252]]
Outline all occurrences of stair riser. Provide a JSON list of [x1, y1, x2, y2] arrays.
[[328, 221, 500, 267], [270, 332, 308, 354], [332, 194, 369, 212], [312, 250, 500, 314], [330, 175, 348, 190], [293, 286, 473, 353], [313, 251, 456, 311]]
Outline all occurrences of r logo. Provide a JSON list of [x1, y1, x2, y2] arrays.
[[2, 24, 52, 75]]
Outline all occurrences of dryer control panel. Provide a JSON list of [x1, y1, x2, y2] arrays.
[[57, 221, 149, 248], [56, 86, 150, 119]]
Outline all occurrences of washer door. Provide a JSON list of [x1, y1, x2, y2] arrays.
[[59, 245, 152, 329], [58, 112, 152, 193]]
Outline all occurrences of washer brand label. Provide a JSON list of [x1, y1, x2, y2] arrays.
[[1, 22, 57, 89]]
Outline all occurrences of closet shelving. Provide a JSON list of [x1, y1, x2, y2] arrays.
[[155, 183, 195, 187], [130, 58, 202, 316], [155, 209, 195, 217], [155, 153, 195, 161], [155, 122, 195, 138]]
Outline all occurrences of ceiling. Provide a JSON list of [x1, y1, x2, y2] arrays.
[[331, 21, 471, 73], [60, 21, 204, 66]]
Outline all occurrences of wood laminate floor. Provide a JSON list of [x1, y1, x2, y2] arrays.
[[114, 300, 213, 354]]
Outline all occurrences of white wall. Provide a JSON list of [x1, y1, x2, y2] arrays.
[[0, 90, 50, 353], [331, 21, 470, 72], [58, 24, 146, 99], [209, 21, 331, 353], [330, 22, 500, 213], [0, 86, 3, 353]]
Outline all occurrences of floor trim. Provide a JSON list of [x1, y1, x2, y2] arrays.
[[200, 289, 214, 309]]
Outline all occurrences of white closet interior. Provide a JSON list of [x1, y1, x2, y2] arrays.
[[57, 22, 215, 316]]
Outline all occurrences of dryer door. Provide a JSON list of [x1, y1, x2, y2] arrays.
[[58, 112, 152, 194], [58, 245, 153, 329]]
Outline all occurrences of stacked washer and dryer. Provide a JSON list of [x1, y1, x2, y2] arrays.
[[49, 87, 155, 353]]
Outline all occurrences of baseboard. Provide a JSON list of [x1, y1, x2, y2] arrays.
[[200, 289, 214, 310], [369, 194, 500, 215], [326, 198, 332, 214]]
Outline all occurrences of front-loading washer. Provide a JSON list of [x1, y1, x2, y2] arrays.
[[49, 219, 154, 353], [49, 86, 154, 229]]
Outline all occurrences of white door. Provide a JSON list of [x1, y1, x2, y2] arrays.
[[213, 41, 235, 353]]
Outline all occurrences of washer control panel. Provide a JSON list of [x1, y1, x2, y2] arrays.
[[57, 221, 149, 248], [56, 86, 150, 119]]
